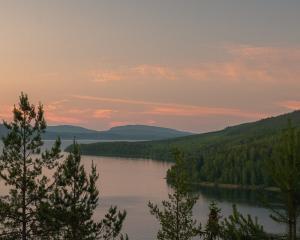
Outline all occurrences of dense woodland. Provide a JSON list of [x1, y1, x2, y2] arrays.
[[72, 110, 300, 187], [1, 93, 299, 239]]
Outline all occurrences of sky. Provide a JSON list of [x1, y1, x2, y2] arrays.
[[0, 0, 300, 132]]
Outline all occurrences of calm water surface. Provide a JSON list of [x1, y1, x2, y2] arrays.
[[0, 140, 285, 239]]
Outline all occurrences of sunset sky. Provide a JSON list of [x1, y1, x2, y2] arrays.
[[0, 0, 300, 132]]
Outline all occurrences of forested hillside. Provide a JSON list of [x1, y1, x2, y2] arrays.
[[70, 110, 300, 186]]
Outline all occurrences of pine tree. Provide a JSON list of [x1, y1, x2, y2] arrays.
[[267, 121, 300, 240], [39, 141, 128, 240], [204, 202, 222, 240], [148, 149, 202, 240], [0, 93, 62, 239], [220, 205, 270, 240]]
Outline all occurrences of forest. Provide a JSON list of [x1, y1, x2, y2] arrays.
[[0, 94, 299, 240], [71, 110, 300, 187]]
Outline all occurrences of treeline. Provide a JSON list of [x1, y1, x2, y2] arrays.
[[73, 111, 300, 187], [1, 93, 299, 239], [150, 145, 300, 240], [167, 135, 278, 186]]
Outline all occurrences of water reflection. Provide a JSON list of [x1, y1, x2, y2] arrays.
[[0, 140, 289, 239]]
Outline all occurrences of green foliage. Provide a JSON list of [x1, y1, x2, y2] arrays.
[[39, 141, 128, 240], [74, 111, 300, 187], [148, 149, 202, 240], [220, 205, 270, 240], [204, 202, 222, 240], [0, 93, 62, 239], [266, 121, 300, 240], [203, 203, 270, 240]]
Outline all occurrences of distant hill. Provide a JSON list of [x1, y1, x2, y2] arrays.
[[70, 110, 300, 187], [0, 124, 193, 141], [104, 125, 192, 140], [47, 125, 97, 134]]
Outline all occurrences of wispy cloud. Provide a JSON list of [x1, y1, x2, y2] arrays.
[[44, 99, 69, 111], [92, 109, 115, 119], [90, 45, 300, 84], [72, 95, 158, 106], [146, 106, 266, 119], [45, 112, 82, 124], [73, 95, 267, 119], [90, 64, 176, 83]]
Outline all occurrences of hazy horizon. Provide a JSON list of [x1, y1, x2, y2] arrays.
[[1, 0, 300, 132]]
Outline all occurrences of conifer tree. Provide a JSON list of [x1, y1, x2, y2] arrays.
[[204, 203, 269, 240], [0, 93, 62, 239], [220, 205, 269, 240], [148, 149, 202, 240], [204, 202, 222, 240], [39, 141, 128, 240], [267, 121, 300, 240]]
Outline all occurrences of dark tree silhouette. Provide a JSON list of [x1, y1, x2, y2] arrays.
[[39, 141, 128, 240], [148, 149, 202, 240], [0, 93, 62, 239]]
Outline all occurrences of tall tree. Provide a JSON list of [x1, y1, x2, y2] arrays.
[[39, 141, 128, 240], [204, 202, 222, 240], [148, 149, 202, 240], [203, 203, 269, 240], [220, 205, 269, 240], [0, 93, 62, 239], [267, 121, 300, 240]]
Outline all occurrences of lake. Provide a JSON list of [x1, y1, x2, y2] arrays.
[[0, 140, 285, 239]]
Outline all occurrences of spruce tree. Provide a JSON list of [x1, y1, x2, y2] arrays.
[[39, 141, 128, 240], [220, 205, 269, 240], [148, 149, 202, 240], [267, 121, 300, 240], [0, 93, 62, 239], [204, 202, 222, 240], [204, 203, 269, 240]]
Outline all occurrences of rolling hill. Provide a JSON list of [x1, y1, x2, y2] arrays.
[[0, 124, 193, 141], [70, 110, 300, 186]]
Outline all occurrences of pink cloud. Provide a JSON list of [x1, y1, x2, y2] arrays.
[[67, 108, 91, 114], [45, 112, 82, 124], [73, 95, 158, 106], [92, 70, 122, 83], [132, 64, 176, 80], [92, 109, 114, 119], [147, 106, 267, 119], [90, 64, 177, 83], [90, 45, 300, 84], [74, 95, 267, 120], [44, 99, 69, 111], [279, 101, 300, 110]]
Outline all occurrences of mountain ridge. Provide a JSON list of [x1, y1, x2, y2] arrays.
[[0, 124, 194, 141]]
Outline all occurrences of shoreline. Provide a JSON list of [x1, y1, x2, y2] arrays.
[[193, 181, 280, 192]]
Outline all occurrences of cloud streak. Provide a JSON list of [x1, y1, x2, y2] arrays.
[[90, 45, 300, 84], [73, 95, 267, 119], [92, 109, 115, 119]]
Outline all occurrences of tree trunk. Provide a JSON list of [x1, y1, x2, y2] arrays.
[[22, 125, 27, 240], [22, 163, 27, 240]]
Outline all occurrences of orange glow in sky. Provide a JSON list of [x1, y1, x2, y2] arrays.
[[0, 1, 300, 132]]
